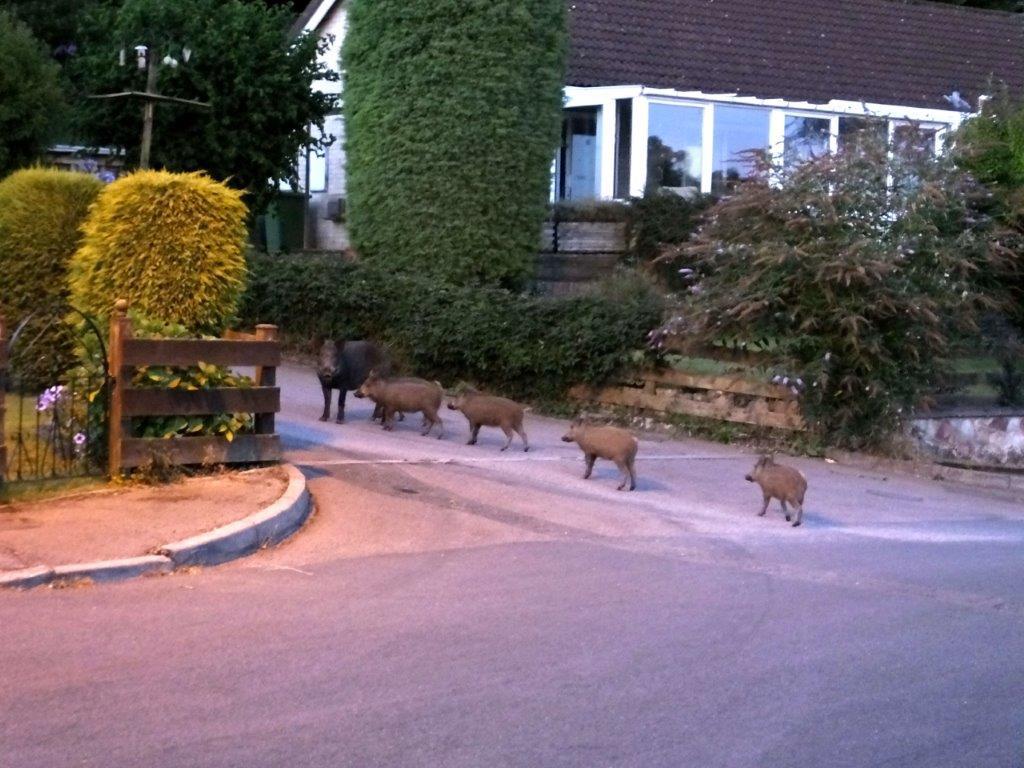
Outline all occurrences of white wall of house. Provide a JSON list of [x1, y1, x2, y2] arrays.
[[293, 0, 349, 249]]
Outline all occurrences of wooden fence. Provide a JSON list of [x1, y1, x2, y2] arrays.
[[108, 300, 282, 473], [571, 340, 805, 431]]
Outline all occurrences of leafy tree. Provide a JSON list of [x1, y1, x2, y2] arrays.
[[955, 87, 1024, 329], [956, 87, 1024, 192], [660, 133, 1008, 448], [0, 1, 108, 55], [342, 0, 567, 287], [72, 0, 336, 213], [0, 11, 65, 176]]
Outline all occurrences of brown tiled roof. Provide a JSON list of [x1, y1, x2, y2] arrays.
[[567, 0, 1024, 110]]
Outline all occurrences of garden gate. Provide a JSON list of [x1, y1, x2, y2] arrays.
[[0, 308, 110, 493]]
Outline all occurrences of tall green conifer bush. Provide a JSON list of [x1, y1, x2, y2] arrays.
[[342, 0, 567, 287]]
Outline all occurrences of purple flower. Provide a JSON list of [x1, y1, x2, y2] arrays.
[[36, 385, 65, 412], [73, 432, 87, 446]]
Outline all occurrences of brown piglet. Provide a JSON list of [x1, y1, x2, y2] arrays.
[[448, 387, 528, 452], [355, 370, 444, 438], [745, 454, 808, 527], [561, 419, 638, 491]]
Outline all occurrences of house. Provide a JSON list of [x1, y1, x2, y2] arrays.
[[290, 0, 1024, 248]]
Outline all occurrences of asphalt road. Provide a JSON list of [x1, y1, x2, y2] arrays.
[[2, 363, 1024, 767]]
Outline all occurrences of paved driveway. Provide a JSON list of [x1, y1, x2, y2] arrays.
[[2, 363, 1023, 767]]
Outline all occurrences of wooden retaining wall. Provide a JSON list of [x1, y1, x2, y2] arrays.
[[571, 364, 805, 432], [535, 221, 627, 296]]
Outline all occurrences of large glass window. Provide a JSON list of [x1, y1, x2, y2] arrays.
[[711, 105, 770, 195], [308, 147, 327, 193], [614, 99, 632, 199], [558, 107, 599, 201], [892, 122, 938, 157], [784, 115, 830, 168], [646, 102, 703, 194], [838, 116, 888, 152]]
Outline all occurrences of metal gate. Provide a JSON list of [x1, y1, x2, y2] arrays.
[[0, 309, 109, 491]]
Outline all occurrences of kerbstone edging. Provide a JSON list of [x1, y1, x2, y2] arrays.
[[0, 566, 56, 590], [52, 555, 174, 585], [0, 464, 311, 589], [157, 463, 311, 567]]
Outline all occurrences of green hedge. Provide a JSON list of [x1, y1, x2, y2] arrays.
[[0, 168, 102, 385], [239, 253, 663, 399], [342, 0, 567, 288]]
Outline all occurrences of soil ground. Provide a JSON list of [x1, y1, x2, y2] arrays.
[[0, 466, 287, 571]]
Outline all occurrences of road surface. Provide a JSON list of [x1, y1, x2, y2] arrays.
[[2, 363, 1023, 767]]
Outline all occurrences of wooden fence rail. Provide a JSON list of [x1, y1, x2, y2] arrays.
[[108, 300, 282, 473], [571, 367, 806, 431]]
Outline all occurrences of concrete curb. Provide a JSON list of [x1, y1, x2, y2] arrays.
[[1, 464, 311, 590], [158, 464, 311, 567], [52, 555, 174, 585]]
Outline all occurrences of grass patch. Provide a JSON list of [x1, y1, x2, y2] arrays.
[[0, 476, 108, 504]]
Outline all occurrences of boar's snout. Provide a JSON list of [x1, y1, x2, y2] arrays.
[[745, 473, 755, 482], [561, 433, 574, 443], [447, 402, 458, 410]]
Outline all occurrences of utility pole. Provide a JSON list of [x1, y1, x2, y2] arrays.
[[139, 50, 161, 169], [90, 45, 211, 170]]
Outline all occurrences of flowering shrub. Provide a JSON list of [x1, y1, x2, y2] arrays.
[[26, 381, 97, 471], [659, 131, 1010, 448]]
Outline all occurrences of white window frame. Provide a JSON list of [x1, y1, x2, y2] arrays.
[[645, 96, 712, 194], [560, 85, 969, 201]]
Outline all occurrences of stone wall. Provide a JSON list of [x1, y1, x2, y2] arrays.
[[908, 412, 1024, 467]]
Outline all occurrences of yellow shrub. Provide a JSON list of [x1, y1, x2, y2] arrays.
[[0, 167, 102, 322], [69, 170, 248, 332], [0, 167, 102, 383]]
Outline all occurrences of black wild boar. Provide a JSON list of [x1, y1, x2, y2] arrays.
[[316, 339, 391, 423]]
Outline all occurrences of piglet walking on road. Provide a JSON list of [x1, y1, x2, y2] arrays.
[[561, 419, 638, 491], [355, 370, 445, 438], [745, 454, 807, 527], [448, 387, 529, 452]]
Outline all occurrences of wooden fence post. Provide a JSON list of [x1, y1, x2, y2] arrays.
[[0, 316, 7, 484], [254, 324, 278, 435], [107, 300, 133, 477]]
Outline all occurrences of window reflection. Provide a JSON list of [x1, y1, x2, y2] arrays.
[[892, 123, 937, 157], [558, 107, 599, 201], [838, 116, 888, 152], [647, 103, 703, 194], [784, 115, 830, 167], [711, 105, 770, 195]]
